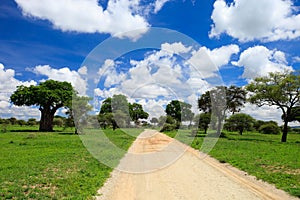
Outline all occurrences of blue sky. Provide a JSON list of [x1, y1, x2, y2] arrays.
[[1, 0, 300, 124]]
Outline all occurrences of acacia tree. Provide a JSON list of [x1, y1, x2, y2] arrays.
[[227, 85, 247, 114], [225, 113, 255, 135], [10, 80, 74, 131], [246, 71, 300, 142], [198, 87, 226, 135], [198, 86, 247, 113], [283, 106, 300, 123], [198, 86, 246, 135]]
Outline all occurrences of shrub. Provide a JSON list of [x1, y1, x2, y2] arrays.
[[259, 123, 281, 134], [160, 123, 177, 132]]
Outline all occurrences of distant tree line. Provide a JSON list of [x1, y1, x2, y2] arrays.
[[159, 71, 300, 142], [8, 71, 300, 142], [0, 117, 39, 126]]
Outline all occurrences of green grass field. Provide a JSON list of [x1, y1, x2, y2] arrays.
[[0, 126, 142, 199], [164, 130, 300, 197], [1, 125, 299, 198]]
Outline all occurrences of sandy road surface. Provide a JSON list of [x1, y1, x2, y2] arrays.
[[96, 130, 297, 200]]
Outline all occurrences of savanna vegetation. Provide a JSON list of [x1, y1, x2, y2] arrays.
[[0, 126, 141, 199], [2, 70, 300, 198]]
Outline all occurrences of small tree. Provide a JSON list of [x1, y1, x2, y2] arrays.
[[253, 120, 266, 131], [8, 117, 17, 125], [98, 94, 133, 129], [194, 113, 211, 134], [129, 103, 149, 124], [17, 119, 27, 126], [53, 117, 64, 127], [10, 80, 74, 131], [150, 117, 159, 126], [259, 123, 281, 135], [160, 116, 178, 132], [225, 113, 255, 135], [66, 95, 92, 134], [27, 118, 38, 126], [246, 71, 300, 142], [165, 100, 193, 126]]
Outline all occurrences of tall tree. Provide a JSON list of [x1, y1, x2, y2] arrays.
[[198, 86, 246, 135], [99, 97, 112, 114], [165, 100, 194, 123], [98, 94, 132, 129], [246, 71, 300, 142], [10, 80, 74, 131], [198, 86, 226, 135], [111, 94, 130, 114], [66, 95, 92, 134], [198, 91, 211, 113], [227, 85, 247, 114], [283, 106, 300, 123]]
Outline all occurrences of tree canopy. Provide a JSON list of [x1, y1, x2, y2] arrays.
[[165, 100, 194, 123], [98, 94, 149, 129], [224, 113, 255, 135], [198, 85, 247, 135], [129, 103, 149, 124], [246, 71, 300, 142], [194, 113, 211, 134], [66, 95, 93, 134], [10, 80, 74, 131], [198, 85, 246, 114]]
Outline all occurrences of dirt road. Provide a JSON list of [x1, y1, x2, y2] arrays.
[[96, 130, 296, 200]]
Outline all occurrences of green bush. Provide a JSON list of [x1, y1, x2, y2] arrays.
[[259, 123, 281, 135], [160, 123, 177, 132]]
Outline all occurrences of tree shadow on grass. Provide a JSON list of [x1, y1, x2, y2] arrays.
[[58, 132, 76, 135], [10, 129, 40, 132], [227, 136, 278, 143]]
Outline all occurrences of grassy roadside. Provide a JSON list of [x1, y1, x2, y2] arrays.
[[0, 127, 142, 199], [163, 130, 300, 198]]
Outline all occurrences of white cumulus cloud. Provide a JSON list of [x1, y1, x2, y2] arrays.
[[232, 46, 293, 80], [0, 63, 39, 119], [187, 44, 240, 78], [15, 0, 172, 40], [241, 103, 283, 125], [33, 65, 87, 95], [161, 42, 192, 55], [210, 0, 300, 42]]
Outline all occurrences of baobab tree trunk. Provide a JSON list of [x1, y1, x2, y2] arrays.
[[39, 107, 55, 132], [281, 120, 288, 142]]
